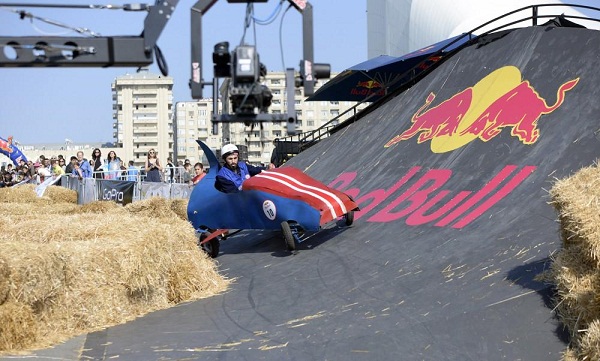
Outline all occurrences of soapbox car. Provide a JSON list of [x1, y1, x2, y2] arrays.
[[187, 141, 359, 258]]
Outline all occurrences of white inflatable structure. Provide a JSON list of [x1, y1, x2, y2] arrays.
[[367, 0, 600, 58]]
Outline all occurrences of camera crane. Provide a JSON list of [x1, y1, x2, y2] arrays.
[[190, 0, 330, 135], [0, 0, 330, 137]]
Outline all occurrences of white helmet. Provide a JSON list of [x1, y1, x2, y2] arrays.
[[221, 144, 239, 159]]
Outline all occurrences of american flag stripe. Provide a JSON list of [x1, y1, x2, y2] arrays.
[[259, 170, 348, 214], [253, 173, 338, 219]]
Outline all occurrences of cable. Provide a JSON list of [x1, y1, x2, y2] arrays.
[[278, 4, 293, 71], [154, 44, 168, 76], [0, 3, 149, 11], [4, 7, 102, 37], [252, 0, 284, 25]]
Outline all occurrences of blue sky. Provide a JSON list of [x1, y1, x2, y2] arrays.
[[0, 0, 368, 144]]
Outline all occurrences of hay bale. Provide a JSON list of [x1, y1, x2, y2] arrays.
[[77, 200, 123, 214], [0, 185, 48, 204], [548, 162, 600, 360], [169, 198, 189, 221], [0, 302, 38, 352], [0, 190, 230, 354], [44, 186, 77, 204], [577, 319, 600, 361], [0, 258, 9, 305]]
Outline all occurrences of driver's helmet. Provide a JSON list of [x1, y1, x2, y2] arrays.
[[221, 144, 239, 159]]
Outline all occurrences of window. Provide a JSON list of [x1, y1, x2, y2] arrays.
[[188, 110, 194, 118], [307, 120, 314, 127], [271, 79, 281, 85]]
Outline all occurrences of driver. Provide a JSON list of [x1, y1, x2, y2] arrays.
[[215, 144, 264, 193]]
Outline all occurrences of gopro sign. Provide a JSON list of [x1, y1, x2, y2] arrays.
[[97, 180, 135, 205], [103, 188, 124, 202]]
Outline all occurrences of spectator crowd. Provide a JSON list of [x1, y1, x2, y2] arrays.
[[0, 148, 205, 188]]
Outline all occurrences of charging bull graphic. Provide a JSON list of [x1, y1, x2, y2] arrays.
[[385, 66, 579, 153], [0, 135, 27, 165]]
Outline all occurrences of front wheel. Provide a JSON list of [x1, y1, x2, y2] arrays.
[[281, 221, 296, 251], [198, 233, 220, 258]]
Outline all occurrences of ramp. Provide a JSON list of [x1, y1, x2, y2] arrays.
[[6, 25, 600, 361]]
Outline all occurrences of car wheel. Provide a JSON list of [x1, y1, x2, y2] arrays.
[[198, 233, 220, 258], [344, 210, 354, 226], [281, 221, 296, 251]]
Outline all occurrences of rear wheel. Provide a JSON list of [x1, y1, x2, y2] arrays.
[[281, 221, 296, 251], [198, 232, 220, 258], [344, 210, 354, 226]]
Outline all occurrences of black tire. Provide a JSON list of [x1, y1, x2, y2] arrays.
[[344, 210, 354, 226], [281, 221, 296, 251], [199, 233, 220, 258]]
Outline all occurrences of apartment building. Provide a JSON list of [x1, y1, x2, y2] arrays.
[[112, 70, 174, 168], [113, 70, 366, 168]]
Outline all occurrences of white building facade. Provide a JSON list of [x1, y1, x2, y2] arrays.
[[112, 71, 174, 168], [367, 0, 599, 58]]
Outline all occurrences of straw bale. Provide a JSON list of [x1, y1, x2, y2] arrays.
[[0, 258, 9, 305], [125, 196, 183, 219], [169, 198, 190, 221], [0, 302, 38, 351], [548, 162, 600, 360], [77, 200, 124, 214], [0, 184, 41, 203], [43, 186, 77, 204], [577, 319, 600, 361], [0, 188, 230, 354]]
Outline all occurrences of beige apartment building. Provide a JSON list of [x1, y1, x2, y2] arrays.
[[111, 70, 366, 168], [112, 70, 174, 168]]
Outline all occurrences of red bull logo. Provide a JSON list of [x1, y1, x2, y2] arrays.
[[356, 80, 382, 89], [385, 66, 579, 153], [351, 80, 384, 97]]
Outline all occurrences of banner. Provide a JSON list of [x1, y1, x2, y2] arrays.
[[140, 182, 171, 200], [35, 176, 61, 197], [97, 179, 135, 205], [170, 183, 193, 199], [0, 135, 27, 165]]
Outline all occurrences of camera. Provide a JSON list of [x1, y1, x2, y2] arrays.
[[213, 43, 272, 116]]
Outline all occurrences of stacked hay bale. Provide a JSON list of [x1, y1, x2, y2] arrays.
[[0, 185, 229, 354], [548, 164, 600, 360]]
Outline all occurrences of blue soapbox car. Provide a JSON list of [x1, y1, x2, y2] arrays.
[[187, 141, 359, 257]]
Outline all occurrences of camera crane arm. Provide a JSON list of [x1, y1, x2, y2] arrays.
[[0, 1, 179, 69]]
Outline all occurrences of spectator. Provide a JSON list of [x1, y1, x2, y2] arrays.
[[76, 151, 92, 178], [103, 150, 121, 180], [182, 163, 192, 185], [90, 148, 103, 179], [0, 171, 13, 188], [145, 149, 162, 182], [70, 156, 83, 179], [58, 157, 67, 172], [165, 157, 175, 183], [192, 162, 205, 186], [127, 160, 140, 181]]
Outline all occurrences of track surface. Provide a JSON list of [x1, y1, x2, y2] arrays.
[[5, 25, 600, 360]]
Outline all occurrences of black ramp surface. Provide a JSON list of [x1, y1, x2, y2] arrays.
[[5, 25, 600, 361]]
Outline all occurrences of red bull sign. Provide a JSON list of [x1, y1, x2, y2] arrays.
[[351, 80, 385, 97], [385, 66, 579, 153]]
